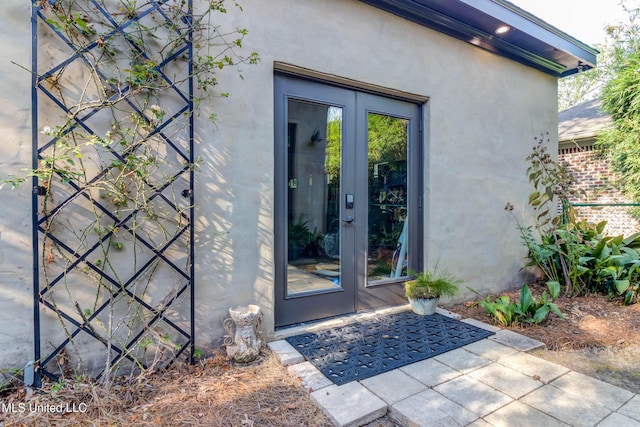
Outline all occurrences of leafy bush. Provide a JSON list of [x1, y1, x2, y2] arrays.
[[512, 134, 584, 296], [520, 212, 640, 303], [509, 135, 640, 305], [472, 282, 564, 326], [580, 232, 640, 300]]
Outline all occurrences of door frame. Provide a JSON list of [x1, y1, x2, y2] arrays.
[[274, 73, 424, 327]]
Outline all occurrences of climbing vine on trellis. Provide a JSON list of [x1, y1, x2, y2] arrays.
[[10, 0, 257, 388]]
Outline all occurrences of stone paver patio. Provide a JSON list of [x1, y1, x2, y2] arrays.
[[269, 307, 639, 427]]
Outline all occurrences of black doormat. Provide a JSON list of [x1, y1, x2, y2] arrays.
[[285, 311, 494, 385]]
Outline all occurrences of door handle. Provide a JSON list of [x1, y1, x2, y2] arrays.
[[343, 216, 354, 224]]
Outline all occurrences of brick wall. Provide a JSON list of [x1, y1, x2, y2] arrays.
[[559, 144, 640, 237]]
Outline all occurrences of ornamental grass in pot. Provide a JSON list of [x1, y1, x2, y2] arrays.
[[404, 269, 462, 315]]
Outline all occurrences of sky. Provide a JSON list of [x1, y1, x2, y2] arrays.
[[511, 0, 629, 46]]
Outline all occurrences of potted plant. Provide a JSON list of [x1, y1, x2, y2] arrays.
[[404, 268, 462, 315]]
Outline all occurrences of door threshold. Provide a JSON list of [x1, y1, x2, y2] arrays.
[[273, 303, 412, 340], [272, 304, 463, 341]]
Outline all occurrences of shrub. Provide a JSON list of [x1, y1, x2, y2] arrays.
[[472, 282, 564, 326], [508, 134, 640, 305]]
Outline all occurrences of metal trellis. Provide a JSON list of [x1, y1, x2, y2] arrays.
[[31, 0, 195, 387]]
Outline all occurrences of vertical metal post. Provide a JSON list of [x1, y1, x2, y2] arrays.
[[187, 0, 195, 365], [562, 198, 569, 224], [31, 2, 42, 388]]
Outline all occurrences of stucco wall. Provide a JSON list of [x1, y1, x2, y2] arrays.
[[0, 1, 35, 371], [0, 0, 558, 369], [204, 0, 558, 328]]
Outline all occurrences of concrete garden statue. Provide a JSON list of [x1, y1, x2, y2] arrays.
[[404, 269, 462, 315], [223, 305, 264, 363]]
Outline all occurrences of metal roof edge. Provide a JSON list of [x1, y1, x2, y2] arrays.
[[490, 0, 599, 58], [359, 0, 598, 77]]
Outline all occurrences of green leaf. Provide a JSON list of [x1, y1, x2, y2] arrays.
[[575, 265, 590, 275], [626, 261, 640, 276], [545, 186, 554, 200], [600, 245, 612, 261], [548, 302, 565, 319], [478, 299, 497, 317], [45, 18, 62, 32], [591, 237, 609, 259], [540, 291, 549, 304], [611, 244, 622, 256], [532, 305, 551, 324], [611, 235, 624, 246], [73, 14, 90, 33], [624, 290, 635, 305], [536, 210, 550, 221], [609, 254, 628, 266], [614, 279, 630, 294], [620, 247, 639, 260], [599, 265, 619, 280], [546, 281, 561, 300], [623, 232, 640, 247], [519, 284, 533, 312]]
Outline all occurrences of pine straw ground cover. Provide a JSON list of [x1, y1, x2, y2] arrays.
[[0, 352, 334, 427]]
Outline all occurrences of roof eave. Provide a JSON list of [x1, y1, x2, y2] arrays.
[[359, 0, 598, 78]]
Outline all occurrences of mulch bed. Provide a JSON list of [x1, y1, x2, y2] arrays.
[[446, 281, 640, 350]]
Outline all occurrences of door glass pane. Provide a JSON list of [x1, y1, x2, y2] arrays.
[[286, 99, 342, 296], [367, 113, 409, 283]]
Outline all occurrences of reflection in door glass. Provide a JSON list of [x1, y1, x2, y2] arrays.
[[367, 113, 409, 283], [286, 100, 343, 296]]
